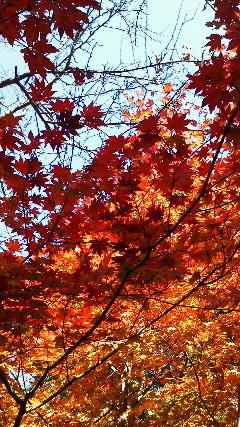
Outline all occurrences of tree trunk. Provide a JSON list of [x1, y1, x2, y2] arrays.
[[13, 405, 26, 427]]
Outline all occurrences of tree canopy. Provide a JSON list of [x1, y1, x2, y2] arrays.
[[0, 0, 239, 426]]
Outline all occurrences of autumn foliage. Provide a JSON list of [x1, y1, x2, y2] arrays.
[[0, 0, 239, 426]]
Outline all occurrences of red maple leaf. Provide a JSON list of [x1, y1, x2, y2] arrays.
[[82, 102, 104, 128]]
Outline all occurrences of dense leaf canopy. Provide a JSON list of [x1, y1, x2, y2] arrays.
[[0, 0, 239, 426]]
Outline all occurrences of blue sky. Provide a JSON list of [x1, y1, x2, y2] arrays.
[[0, 0, 214, 75], [89, 0, 214, 68], [0, 0, 215, 164]]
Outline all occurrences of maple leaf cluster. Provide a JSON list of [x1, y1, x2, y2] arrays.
[[0, 0, 100, 76], [0, 0, 239, 426]]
